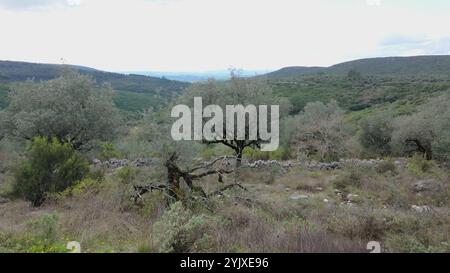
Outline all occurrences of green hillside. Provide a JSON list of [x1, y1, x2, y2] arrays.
[[263, 55, 450, 114], [0, 82, 9, 109], [262, 66, 324, 79], [264, 55, 450, 80], [270, 74, 450, 114], [0, 60, 190, 114], [0, 60, 189, 95], [328, 55, 450, 77]]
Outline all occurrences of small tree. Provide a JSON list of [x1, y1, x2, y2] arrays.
[[180, 75, 291, 167], [13, 137, 89, 206], [391, 94, 450, 161], [359, 111, 394, 156], [2, 71, 120, 149], [291, 100, 352, 162]]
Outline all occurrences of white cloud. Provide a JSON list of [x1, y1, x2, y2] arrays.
[[0, 0, 449, 71], [0, 0, 80, 10]]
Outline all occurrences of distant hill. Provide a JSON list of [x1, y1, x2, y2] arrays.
[[328, 55, 450, 77], [263, 55, 450, 79], [0, 60, 189, 95], [261, 55, 450, 114], [262, 66, 324, 79], [0, 60, 190, 114]]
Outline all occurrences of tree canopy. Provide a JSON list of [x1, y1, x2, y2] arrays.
[[2, 71, 121, 149]]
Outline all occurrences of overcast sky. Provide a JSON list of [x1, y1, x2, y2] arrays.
[[1, 0, 450, 72]]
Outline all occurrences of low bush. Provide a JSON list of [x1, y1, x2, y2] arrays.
[[13, 137, 89, 206], [375, 160, 397, 174]]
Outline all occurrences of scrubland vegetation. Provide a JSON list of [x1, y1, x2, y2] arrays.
[[0, 64, 449, 253]]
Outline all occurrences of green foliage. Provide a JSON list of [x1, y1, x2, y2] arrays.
[[152, 202, 211, 253], [270, 72, 450, 114], [0, 82, 10, 109], [2, 71, 121, 149], [61, 178, 102, 197], [391, 94, 450, 161], [359, 111, 394, 156], [244, 146, 291, 160], [375, 160, 397, 174], [291, 100, 353, 162], [116, 166, 138, 184], [407, 154, 436, 176], [26, 213, 60, 246], [99, 142, 123, 160], [333, 167, 365, 191], [0, 213, 67, 253], [114, 90, 161, 113], [13, 137, 89, 206], [181, 76, 291, 159]]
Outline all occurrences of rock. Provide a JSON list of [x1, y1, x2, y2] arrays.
[[318, 162, 342, 170], [290, 193, 309, 200], [315, 187, 324, 191], [346, 193, 359, 201], [411, 205, 432, 213], [92, 158, 101, 165], [323, 198, 329, 203], [413, 179, 439, 193], [131, 158, 152, 167], [0, 197, 9, 204]]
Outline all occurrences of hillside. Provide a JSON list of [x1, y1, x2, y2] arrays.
[[328, 55, 450, 77], [0, 60, 190, 113], [0, 60, 189, 95], [262, 66, 324, 79], [262, 55, 450, 114], [264, 55, 450, 79]]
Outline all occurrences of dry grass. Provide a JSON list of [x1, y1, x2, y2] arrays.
[[1, 157, 450, 253]]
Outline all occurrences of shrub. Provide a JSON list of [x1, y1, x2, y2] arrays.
[[13, 137, 89, 206], [99, 142, 123, 161], [63, 178, 102, 197], [359, 111, 393, 156], [116, 166, 138, 184], [407, 154, 436, 176], [0, 213, 68, 253], [375, 160, 397, 174], [390, 94, 450, 162], [152, 202, 211, 253], [333, 167, 364, 191]]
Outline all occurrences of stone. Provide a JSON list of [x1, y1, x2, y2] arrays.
[[346, 193, 359, 201], [411, 205, 432, 213], [290, 193, 309, 200], [0, 197, 9, 204], [413, 179, 439, 193]]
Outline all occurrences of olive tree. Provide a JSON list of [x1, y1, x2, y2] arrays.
[[358, 111, 394, 156], [2, 72, 120, 149], [291, 100, 352, 162], [391, 94, 450, 161], [179, 75, 291, 166]]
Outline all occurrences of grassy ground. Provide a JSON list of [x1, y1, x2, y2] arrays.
[[0, 156, 449, 253]]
